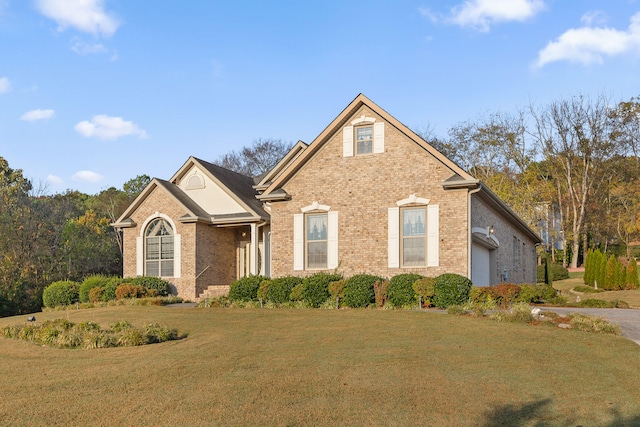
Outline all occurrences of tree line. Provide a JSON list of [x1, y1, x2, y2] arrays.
[[0, 157, 149, 316], [419, 93, 640, 268]]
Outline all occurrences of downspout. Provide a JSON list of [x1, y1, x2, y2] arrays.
[[467, 186, 482, 280]]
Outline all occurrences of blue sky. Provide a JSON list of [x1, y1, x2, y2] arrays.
[[2, 0, 640, 195]]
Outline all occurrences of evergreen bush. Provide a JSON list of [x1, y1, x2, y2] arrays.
[[302, 272, 342, 308], [516, 284, 556, 303], [433, 274, 473, 309], [42, 280, 79, 308], [129, 276, 171, 296], [342, 274, 381, 308], [78, 275, 111, 303], [626, 258, 639, 289], [228, 275, 267, 302], [265, 276, 303, 304], [387, 273, 422, 307]]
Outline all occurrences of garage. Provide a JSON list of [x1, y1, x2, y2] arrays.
[[471, 242, 492, 287]]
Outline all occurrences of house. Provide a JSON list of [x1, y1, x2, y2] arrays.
[[113, 94, 541, 300]]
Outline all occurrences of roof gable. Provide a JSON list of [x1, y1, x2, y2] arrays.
[[260, 93, 475, 197]]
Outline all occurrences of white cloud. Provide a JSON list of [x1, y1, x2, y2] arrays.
[[74, 114, 148, 140], [447, 0, 545, 32], [0, 77, 9, 93], [72, 170, 103, 183], [20, 109, 55, 121], [535, 12, 640, 68], [71, 40, 107, 55], [581, 10, 608, 27], [35, 0, 120, 37], [47, 175, 64, 186]]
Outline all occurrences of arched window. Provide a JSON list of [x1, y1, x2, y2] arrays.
[[145, 218, 174, 277]]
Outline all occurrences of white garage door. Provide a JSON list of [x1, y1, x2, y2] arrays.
[[471, 243, 491, 287]]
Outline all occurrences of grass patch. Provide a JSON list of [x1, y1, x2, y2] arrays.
[[553, 271, 640, 308], [0, 306, 639, 425]]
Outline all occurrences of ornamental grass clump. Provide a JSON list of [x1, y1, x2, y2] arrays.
[[0, 319, 182, 349], [568, 313, 621, 335]]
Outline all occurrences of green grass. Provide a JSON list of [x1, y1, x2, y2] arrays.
[[1, 306, 640, 426]]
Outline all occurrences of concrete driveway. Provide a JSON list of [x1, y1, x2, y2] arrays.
[[541, 307, 640, 346]]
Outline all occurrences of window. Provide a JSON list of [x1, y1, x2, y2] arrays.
[[401, 207, 426, 267], [355, 126, 373, 155], [306, 213, 327, 269], [145, 218, 174, 277], [342, 120, 384, 157]]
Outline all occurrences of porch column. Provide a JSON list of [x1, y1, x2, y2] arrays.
[[250, 223, 258, 275]]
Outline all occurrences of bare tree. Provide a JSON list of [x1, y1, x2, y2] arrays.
[[214, 138, 293, 177], [529, 94, 624, 268]]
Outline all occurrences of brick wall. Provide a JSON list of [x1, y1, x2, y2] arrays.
[[270, 106, 470, 279]]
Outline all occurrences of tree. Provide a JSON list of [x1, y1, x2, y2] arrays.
[[213, 138, 293, 177], [529, 94, 626, 268], [123, 174, 150, 199]]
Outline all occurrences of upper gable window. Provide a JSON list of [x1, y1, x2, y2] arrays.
[[343, 117, 384, 157], [355, 126, 373, 155]]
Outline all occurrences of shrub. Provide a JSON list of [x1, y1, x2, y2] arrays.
[[490, 302, 534, 323], [490, 283, 521, 308], [387, 273, 422, 307], [88, 286, 104, 303], [342, 274, 382, 308], [328, 280, 346, 300], [626, 258, 639, 290], [289, 283, 305, 301], [373, 280, 390, 307], [516, 284, 557, 303], [302, 272, 342, 308], [257, 279, 271, 301], [572, 285, 604, 294], [115, 284, 147, 300], [265, 276, 303, 304], [569, 313, 621, 335], [42, 280, 79, 308], [413, 277, 436, 307], [129, 276, 171, 296], [228, 275, 268, 302], [78, 275, 111, 303], [578, 298, 614, 308], [101, 278, 121, 302], [433, 274, 473, 309]]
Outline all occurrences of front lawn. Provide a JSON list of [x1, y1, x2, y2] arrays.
[[1, 306, 639, 426]]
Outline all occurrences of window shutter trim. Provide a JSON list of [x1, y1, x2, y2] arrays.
[[136, 237, 144, 276], [343, 126, 354, 157], [293, 214, 304, 270], [174, 234, 181, 278], [388, 207, 400, 268], [373, 122, 384, 154], [327, 211, 338, 269], [427, 204, 439, 267]]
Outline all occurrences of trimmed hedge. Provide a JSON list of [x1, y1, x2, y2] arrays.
[[229, 275, 268, 302], [129, 276, 171, 296], [302, 272, 343, 308], [387, 273, 423, 307], [516, 284, 557, 303], [79, 275, 112, 303], [265, 276, 303, 304], [342, 274, 383, 308], [433, 274, 473, 309], [43, 280, 79, 308]]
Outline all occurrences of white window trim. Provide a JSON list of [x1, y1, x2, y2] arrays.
[[294, 202, 338, 271], [137, 212, 181, 278], [388, 198, 439, 268], [343, 117, 384, 157]]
